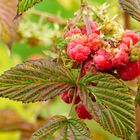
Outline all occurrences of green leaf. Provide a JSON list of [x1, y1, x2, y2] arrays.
[[16, 0, 43, 17], [0, 0, 19, 50], [119, 0, 140, 22], [31, 116, 92, 140], [67, 118, 92, 140], [0, 59, 75, 103], [79, 72, 135, 140], [31, 115, 67, 140]]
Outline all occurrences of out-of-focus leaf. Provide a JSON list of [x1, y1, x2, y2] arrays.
[[79, 72, 135, 140], [16, 0, 43, 17], [119, 0, 140, 22], [0, 0, 19, 50], [0, 59, 75, 103], [31, 116, 92, 140]]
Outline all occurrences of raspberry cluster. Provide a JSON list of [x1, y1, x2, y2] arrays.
[[65, 20, 140, 81], [60, 20, 140, 120]]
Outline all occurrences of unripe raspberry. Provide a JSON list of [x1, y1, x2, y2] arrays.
[[112, 50, 129, 68], [93, 49, 112, 70], [75, 104, 93, 120], [67, 38, 91, 62], [60, 89, 80, 104], [85, 33, 102, 52], [130, 47, 140, 61], [123, 30, 139, 45], [117, 61, 140, 81], [65, 28, 81, 38], [81, 21, 100, 35]]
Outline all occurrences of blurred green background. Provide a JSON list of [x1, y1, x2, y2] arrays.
[[0, 0, 139, 139]]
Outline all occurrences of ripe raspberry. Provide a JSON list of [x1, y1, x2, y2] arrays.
[[60, 89, 80, 104], [81, 21, 100, 35], [93, 49, 112, 70], [75, 104, 93, 120], [67, 38, 91, 62], [81, 59, 97, 76], [121, 37, 132, 48], [123, 30, 139, 45], [119, 43, 129, 52], [112, 50, 129, 68], [85, 33, 102, 52], [117, 61, 140, 81], [65, 28, 81, 38]]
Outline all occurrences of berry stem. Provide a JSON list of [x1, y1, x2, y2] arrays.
[[76, 62, 84, 83], [68, 88, 77, 117], [83, 14, 92, 35]]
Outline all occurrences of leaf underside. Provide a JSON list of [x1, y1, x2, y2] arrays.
[[0, 59, 75, 103], [16, 0, 43, 17], [0, 0, 19, 49], [79, 73, 135, 140], [119, 0, 140, 22], [31, 115, 92, 140]]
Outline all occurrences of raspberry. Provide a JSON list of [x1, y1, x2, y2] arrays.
[[93, 49, 112, 70], [123, 30, 139, 45], [121, 37, 132, 48], [75, 104, 93, 120], [81, 21, 100, 35], [65, 28, 81, 38], [81, 59, 97, 76], [67, 38, 91, 62], [117, 61, 140, 81], [85, 33, 102, 52], [60, 89, 80, 104], [119, 43, 129, 52], [112, 50, 129, 68]]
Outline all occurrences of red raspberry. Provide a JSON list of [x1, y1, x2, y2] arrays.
[[85, 33, 102, 52], [81, 59, 97, 76], [121, 37, 132, 48], [67, 38, 91, 62], [119, 43, 129, 52], [60, 89, 80, 104], [65, 28, 81, 38], [75, 104, 93, 120], [93, 49, 112, 70], [112, 50, 129, 68], [117, 61, 140, 81], [81, 21, 100, 35], [123, 30, 139, 45]]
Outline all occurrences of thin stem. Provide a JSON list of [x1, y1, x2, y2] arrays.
[[68, 88, 77, 117], [68, 62, 84, 117], [83, 14, 92, 35]]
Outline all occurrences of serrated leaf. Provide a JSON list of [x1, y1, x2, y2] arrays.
[[0, 0, 19, 50], [31, 116, 92, 140], [0, 59, 75, 103], [79, 72, 135, 140], [67, 118, 92, 140], [16, 0, 43, 17], [31, 115, 67, 140], [119, 0, 140, 22]]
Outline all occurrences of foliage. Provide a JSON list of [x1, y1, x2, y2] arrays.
[[31, 115, 92, 140], [0, 0, 18, 50], [0, 0, 140, 140], [119, 0, 140, 22]]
